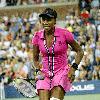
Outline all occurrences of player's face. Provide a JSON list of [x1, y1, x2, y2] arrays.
[[41, 16, 56, 32]]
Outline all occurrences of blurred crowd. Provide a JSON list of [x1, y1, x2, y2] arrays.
[[0, 0, 100, 84], [0, 0, 99, 7], [67, 0, 100, 82], [0, 0, 75, 7], [0, 11, 41, 83]]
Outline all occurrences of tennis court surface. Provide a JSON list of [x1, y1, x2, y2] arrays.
[[5, 94, 100, 100]]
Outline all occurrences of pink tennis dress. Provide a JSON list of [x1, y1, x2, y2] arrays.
[[32, 26, 74, 92]]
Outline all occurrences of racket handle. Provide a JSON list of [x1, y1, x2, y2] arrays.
[[35, 75, 44, 80]]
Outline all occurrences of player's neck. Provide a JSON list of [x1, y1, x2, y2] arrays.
[[44, 27, 55, 36]]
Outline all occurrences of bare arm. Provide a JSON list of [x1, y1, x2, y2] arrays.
[[68, 40, 84, 82], [33, 45, 41, 69], [69, 40, 84, 65]]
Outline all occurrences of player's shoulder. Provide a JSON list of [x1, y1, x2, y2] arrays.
[[33, 29, 44, 36], [55, 26, 70, 35]]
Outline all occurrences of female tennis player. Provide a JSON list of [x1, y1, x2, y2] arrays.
[[32, 8, 84, 100]]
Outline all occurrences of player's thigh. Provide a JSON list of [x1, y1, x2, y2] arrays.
[[50, 85, 65, 100], [38, 89, 50, 100]]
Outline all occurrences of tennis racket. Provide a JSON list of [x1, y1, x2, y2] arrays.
[[0, 72, 37, 98], [10, 73, 45, 98], [0, 67, 45, 98], [10, 78, 37, 98]]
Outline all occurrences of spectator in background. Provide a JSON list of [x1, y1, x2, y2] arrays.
[[79, 65, 87, 81], [0, 0, 6, 7], [80, 0, 88, 11], [92, 64, 100, 80], [17, 0, 29, 5], [65, 23, 74, 33], [28, 12, 39, 29], [80, 8, 90, 25], [90, 6, 100, 25], [6, 0, 17, 6], [97, 24, 100, 35], [90, 0, 100, 8], [95, 41, 100, 65]]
